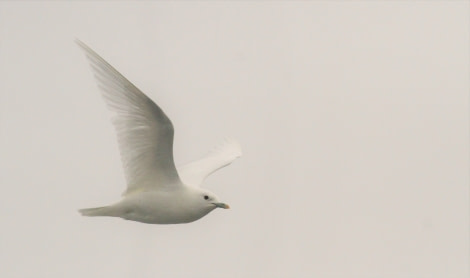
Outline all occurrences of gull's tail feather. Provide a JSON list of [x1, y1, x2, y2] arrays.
[[79, 206, 114, 217]]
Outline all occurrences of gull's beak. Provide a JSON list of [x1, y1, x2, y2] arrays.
[[212, 202, 230, 209]]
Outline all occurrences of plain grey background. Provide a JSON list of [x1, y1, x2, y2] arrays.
[[0, 1, 468, 278]]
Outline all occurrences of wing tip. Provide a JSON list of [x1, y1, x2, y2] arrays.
[[212, 137, 242, 158], [74, 38, 90, 52], [74, 39, 104, 64]]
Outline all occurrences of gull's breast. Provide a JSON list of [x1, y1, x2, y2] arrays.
[[117, 191, 213, 224]]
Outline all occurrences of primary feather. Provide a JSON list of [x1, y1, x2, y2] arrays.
[[76, 40, 181, 195]]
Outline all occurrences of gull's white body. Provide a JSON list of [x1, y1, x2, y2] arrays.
[[76, 40, 241, 224], [87, 188, 218, 224]]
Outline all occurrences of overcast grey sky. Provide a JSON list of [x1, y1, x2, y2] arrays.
[[0, 1, 468, 278]]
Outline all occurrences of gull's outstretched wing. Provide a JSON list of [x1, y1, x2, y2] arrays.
[[178, 139, 242, 186], [76, 40, 181, 195]]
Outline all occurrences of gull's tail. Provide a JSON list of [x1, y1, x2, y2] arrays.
[[79, 206, 114, 217]]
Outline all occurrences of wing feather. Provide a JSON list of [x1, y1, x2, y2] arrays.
[[76, 40, 181, 195], [178, 139, 242, 186]]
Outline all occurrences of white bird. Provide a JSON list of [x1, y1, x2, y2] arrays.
[[76, 40, 241, 224]]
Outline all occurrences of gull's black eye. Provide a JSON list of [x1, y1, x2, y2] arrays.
[[204, 195, 209, 200]]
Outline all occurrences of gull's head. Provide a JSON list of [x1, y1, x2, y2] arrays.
[[193, 188, 230, 210]]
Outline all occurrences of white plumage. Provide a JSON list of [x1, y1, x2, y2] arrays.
[[178, 138, 242, 187], [76, 40, 241, 224]]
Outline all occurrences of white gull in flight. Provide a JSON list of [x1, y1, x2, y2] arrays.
[[76, 40, 241, 224]]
